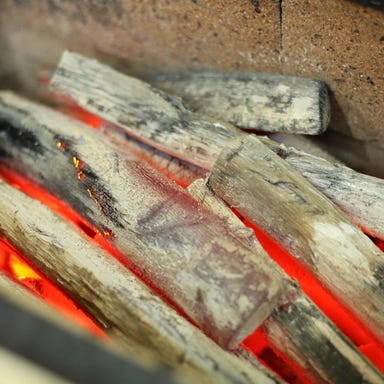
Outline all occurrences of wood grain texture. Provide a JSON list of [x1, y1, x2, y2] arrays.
[[0, 91, 284, 349], [51, 53, 384, 239], [0, 179, 285, 384], [188, 178, 384, 384], [207, 135, 384, 346], [264, 287, 384, 384], [187, 179, 257, 248], [97, 122, 207, 186], [50, 51, 238, 170], [152, 71, 330, 134], [269, 133, 340, 163], [261, 137, 384, 240]]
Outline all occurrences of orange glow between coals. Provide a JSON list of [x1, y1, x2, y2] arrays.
[[242, 221, 384, 376], [0, 238, 104, 338], [0, 105, 383, 383]]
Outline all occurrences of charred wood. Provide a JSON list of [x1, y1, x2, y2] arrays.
[[0, 91, 283, 349], [207, 135, 384, 347], [0, 272, 176, 384], [50, 51, 238, 170], [0, 179, 285, 384], [188, 178, 384, 384], [151, 71, 330, 134], [260, 136, 384, 240], [51, 52, 384, 241]]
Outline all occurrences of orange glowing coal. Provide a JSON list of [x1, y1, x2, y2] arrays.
[[0, 105, 383, 384], [0, 238, 104, 338], [242, 221, 384, 375]]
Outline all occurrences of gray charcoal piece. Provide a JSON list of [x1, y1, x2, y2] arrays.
[[152, 71, 330, 134]]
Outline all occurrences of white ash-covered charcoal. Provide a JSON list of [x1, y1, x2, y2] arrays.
[[264, 285, 384, 384], [187, 178, 257, 248], [188, 178, 384, 384], [207, 135, 384, 346], [269, 133, 339, 163], [60, 104, 206, 186], [98, 122, 207, 186], [0, 180, 286, 384], [151, 71, 330, 134], [260, 136, 384, 240], [0, 91, 284, 349], [52, 52, 383, 232], [50, 51, 239, 170]]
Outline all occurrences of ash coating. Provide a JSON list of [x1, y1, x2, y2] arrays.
[[54, 135, 125, 231], [272, 298, 369, 383]]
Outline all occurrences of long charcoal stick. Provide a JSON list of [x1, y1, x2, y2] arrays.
[[269, 133, 339, 163], [151, 71, 330, 134], [260, 137, 384, 239], [50, 51, 238, 170], [98, 121, 207, 186], [188, 179, 384, 384], [0, 91, 283, 349], [0, 179, 286, 384], [207, 135, 384, 346], [0, 272, 176, 384], [61, 105, 206, 186], [50, 53, 384, 338], [51, 52, 383, 241]]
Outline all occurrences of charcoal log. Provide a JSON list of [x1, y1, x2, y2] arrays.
[[151, 71, 330, 134], [207, 135, 384, 346], [0, 91, 283, 349], [188, 178, 384, 384], [61, 105, 206, 186], [0, 179, 285, 384], [260, 136, 384, 240], [51, 52, 384, 239], [50, 51, 238, 170]]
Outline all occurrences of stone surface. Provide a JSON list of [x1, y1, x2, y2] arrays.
[[282, 0, 384, 146]]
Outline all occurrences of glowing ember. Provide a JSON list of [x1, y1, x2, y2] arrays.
[[1, 105, 383, 382], [243, 221, 384, 374], [0, 238, 104, 338]]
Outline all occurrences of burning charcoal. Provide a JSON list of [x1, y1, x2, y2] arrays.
[[97, 121, 207, 187], [188, 178, 384, 384], [0, 95, 382, 384], [151, 71, 330, 134], [51, 52, 384, 239], [50, 51, 384, 346], [0, 179, 285, 384], [208, 135, 384, 347], [0, 91, 283, 349], [50, 51, 239, 170], [0, 272, 173, 383], [259, 136, 384, 240]]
